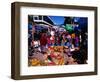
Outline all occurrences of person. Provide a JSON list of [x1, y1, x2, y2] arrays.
[[65, 39, 72, 48], [47, 35, 51, 47], [71, 33, 75, 39], [73, 22, 80, 34], [67, 56, 78, 65], [63, 52, 69, 65], [32, 22, 36, 40], [50, 30, 55, 46], [40, 33, 47, 52], [75, 35, 80, 47], [34, 31, 41, 41], [67, 34, 71, 42], [61, 33, 66, 46], [63, 46, 71, 57]]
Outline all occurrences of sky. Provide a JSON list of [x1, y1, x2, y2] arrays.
[[49, 16, 65, 25], [49, 16, 87, 26]]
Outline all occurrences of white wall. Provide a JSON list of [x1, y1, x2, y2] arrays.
[[0, 0, 100, 81]]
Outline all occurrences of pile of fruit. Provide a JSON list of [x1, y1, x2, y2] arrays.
[[28, 46, 65, 66]]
